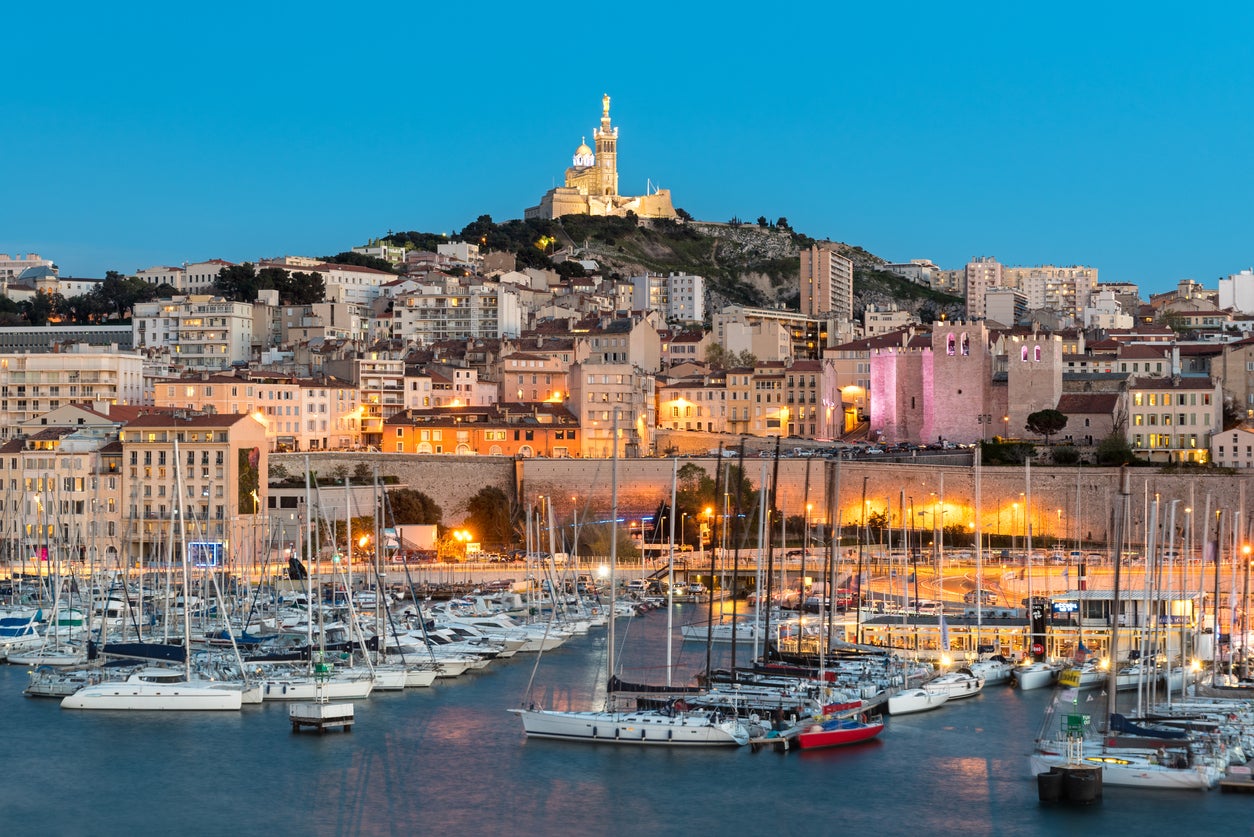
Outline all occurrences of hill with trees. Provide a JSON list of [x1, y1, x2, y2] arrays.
[[383, 213, 963, 324]]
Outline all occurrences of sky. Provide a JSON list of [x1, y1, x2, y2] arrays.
[[4, 3, 1252, 294]]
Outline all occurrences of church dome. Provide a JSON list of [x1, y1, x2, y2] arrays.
[[572, 138, 595, 168]]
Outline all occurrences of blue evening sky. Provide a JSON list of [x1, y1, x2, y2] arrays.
[[3, 3, 1251, 294]]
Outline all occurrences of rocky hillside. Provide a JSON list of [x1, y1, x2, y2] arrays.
[[386, 214, 964, 323]]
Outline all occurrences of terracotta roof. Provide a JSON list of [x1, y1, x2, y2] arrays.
[[1057, 393, 1120, 414], [1127, 376, 1216, 390], [1117, 345, 1168, 359], [123, 412, 253, 428]]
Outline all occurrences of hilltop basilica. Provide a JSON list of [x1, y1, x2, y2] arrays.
[[525, 94, 676, 221]]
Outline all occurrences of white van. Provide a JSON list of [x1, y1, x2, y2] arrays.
[[912, 600, 944, 615]]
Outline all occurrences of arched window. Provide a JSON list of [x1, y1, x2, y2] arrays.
[[456, 444, 471, 455], [1034, 346, 1042, 362], [518, 445, 534, 458], [1021, 346, 1029, 362], [417, 442, 433, 454], [489, 445, 502, 456], [961, 334, 970, 356], [946, 334, 956, 356]]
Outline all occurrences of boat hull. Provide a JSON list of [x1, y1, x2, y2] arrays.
[[510, 708, 749, 746], [1029, 752, 1214, 790], [888, 688, 949, 715], [797, 718, 884, 750], [62, 682, 243, 710], [1012, 663, 1059, 691]]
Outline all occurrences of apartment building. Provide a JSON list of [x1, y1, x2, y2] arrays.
[[964, 257, 1002, 320], [0, 422, 122, 566], [391, 281, 523, 343], [0, 346, 145, 439], [657, 374, 727, 434], [1211, 425, 1254, 469], [799, 243, 854, 321], [152, 373, 361, 452], [384, 403, 578, 457], [133, 296, 254, 371], [498, 352, 570, 404], [1126, 376, 1219, 463], [568, 361, 655, 457], [118, 411, 268, 562], [630, 272, 705, 323]]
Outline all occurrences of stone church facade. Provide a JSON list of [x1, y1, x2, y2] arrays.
[[525, 94, 677, 221]]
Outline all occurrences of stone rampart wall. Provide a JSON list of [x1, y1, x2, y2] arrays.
[[273, 453, 1254, 544]]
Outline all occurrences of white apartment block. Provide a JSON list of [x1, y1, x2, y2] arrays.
[[259, 259, 394, 307], [352, 242, 407, 264], [133, 296, 254, 371], [391, 283, 523, 344], [882, 259, 940, 286], [1083, 290, 1134, 330], [436, 241, 482, 265], [630, 273, 705, 322], [1015, 270, 1097, 319], [964, 257, 1002, 320], [134, 260, 232, 294], [0, 346, 145, 439], [1218, 269, 1254, 314]]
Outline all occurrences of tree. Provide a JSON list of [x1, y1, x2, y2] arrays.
[[1096, 433, 1136, 466], [319, 251, 397, 273], [674, 207, 693, 222], [1051, 445, 1081, 465], [775, 217, 789, 230], [704, 344, 757, 371], [757, 216, 769, 228], [1025, 409, 1068, 445], [386, 488, 442, 525], [23, 290, 61, 326], [214, 263, 259, 302], [95, 272, 155, 319], [465, 486, 520, 550]]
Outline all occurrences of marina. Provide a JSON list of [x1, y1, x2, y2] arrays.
[[3, 592, 1254, 836]]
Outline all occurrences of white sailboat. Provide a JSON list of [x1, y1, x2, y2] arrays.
[[510, 415, 749, 747], [61, 439, 245, 711]]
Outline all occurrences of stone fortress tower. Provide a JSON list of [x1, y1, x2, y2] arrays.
[[525, 94, 676, 221]]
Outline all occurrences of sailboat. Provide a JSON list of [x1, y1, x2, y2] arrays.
[[62, 439, 244, 711], [510, 414, 749, 747]]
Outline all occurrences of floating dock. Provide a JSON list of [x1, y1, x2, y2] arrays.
[[289, 700, 355, 733]]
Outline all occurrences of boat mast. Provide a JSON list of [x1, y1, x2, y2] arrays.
[[705, 445, 724, 678], [605, 412, 620, 701], [974, 445, 983, 656], [173, 439, 193, 681], [666, 457, 677, 687], [1106, 466, 1129, 729]]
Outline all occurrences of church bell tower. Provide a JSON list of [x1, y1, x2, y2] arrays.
[[593, 93, 619, 197]]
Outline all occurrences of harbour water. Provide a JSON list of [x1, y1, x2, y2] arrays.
[[3, 603, 1252, 837]]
